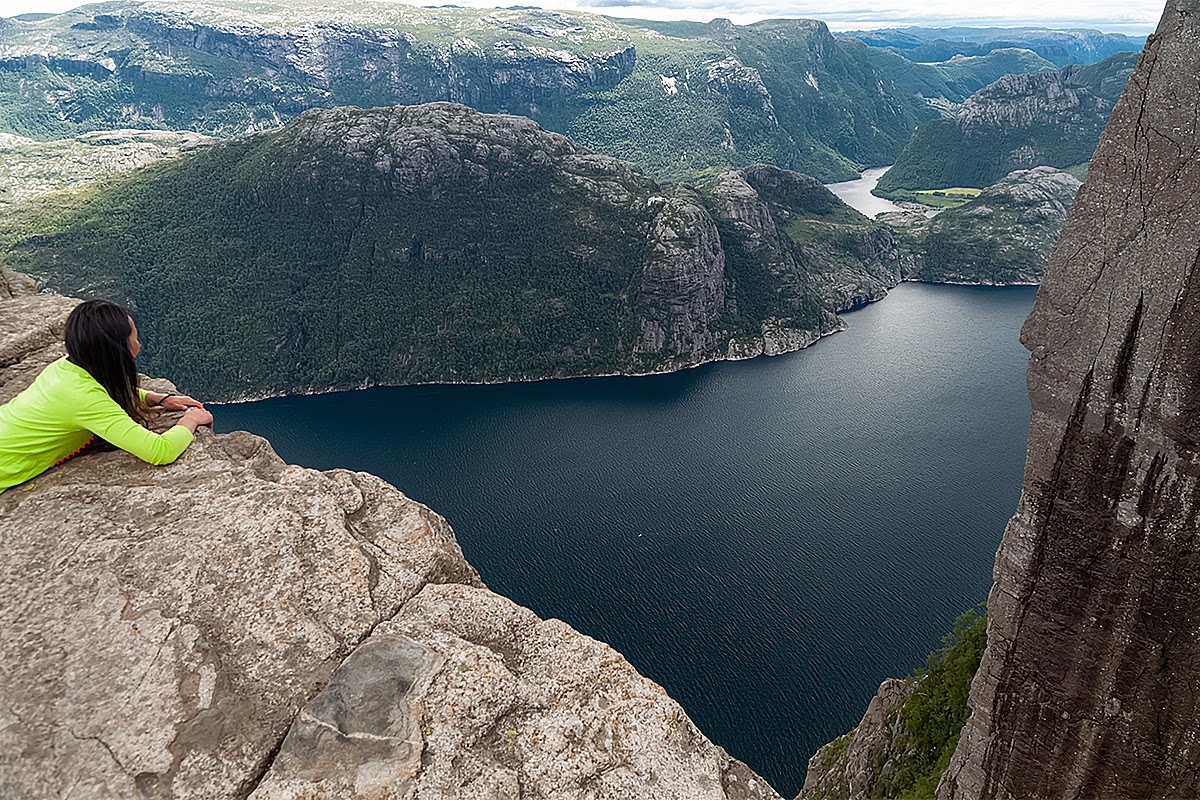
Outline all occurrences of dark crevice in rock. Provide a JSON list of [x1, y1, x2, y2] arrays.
[[235, 723, 289, 800], [1136, 451, 1167, 518], [1110, 292, 1144, 401], [342, 513, 384, 616], [69, 729, 129, 776], [1102, 436, 1137, 507]]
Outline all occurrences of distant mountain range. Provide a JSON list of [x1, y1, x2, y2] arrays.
[[876, 52, 1137, 196], [0, 1, 1082, 182], [0, 1, 1148, 382], [841, 26, 1146, 66]]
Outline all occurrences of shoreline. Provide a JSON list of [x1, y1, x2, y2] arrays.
[[210, 321, 845, 405], [210, 280, 1038, 406]]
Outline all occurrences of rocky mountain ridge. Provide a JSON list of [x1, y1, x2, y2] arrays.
[[0, 128, 211, 207], [848, 45, 1058, 115], [894, 166, 1082, 284], [0, 1, 1060, 182], [0, 266, 783, 799], [876, 51, 1137, 194]]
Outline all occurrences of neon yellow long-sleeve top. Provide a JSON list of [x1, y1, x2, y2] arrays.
[[0, 356, 193, 493]]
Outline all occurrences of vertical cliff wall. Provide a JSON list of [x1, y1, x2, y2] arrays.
[[939, 1, 1200, 797]]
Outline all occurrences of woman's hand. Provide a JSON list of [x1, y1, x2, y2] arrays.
[[179, 407, 214, 433], [162, 394, 204, 411]]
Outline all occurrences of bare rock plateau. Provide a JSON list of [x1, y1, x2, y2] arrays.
[[0, 269, 781, 799]]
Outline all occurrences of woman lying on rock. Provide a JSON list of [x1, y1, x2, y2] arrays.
[[0, 299, 213, 493]]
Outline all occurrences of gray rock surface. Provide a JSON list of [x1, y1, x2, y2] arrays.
[[633, 186, 727, 367], [938, 1, 1200, 796], [797, 678, 915, 800], [706, 170, 808, 307], [253, 584, 780, 799], [0, 269, 79, 397], [954, 68, 1113, 134], [0, 129, 213, 208], [0, 281, 783, 799]]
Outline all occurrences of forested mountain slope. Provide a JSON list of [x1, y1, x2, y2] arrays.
[[895, 167, 1082, 284], [0, 104, 906, 400]]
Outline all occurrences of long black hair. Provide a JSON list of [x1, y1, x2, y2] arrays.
[[65, 299, 149, 426]]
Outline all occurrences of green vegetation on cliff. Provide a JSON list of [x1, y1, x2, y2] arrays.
[[800, 606, 987, 800], [877, 608, 987, 798], [537, 32, 808, 182]]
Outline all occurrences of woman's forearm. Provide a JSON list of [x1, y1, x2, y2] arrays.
[[176, 407, 213, 434]]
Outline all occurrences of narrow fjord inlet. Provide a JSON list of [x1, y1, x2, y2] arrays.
[[215, 283, 1036, 794]]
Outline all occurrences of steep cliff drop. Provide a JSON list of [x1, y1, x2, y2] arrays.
[[939, 1, 1200, 797], [0, 269, 780, 799]]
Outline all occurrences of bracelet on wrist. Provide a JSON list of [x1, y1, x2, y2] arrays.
[[157, 393, 176, 407]]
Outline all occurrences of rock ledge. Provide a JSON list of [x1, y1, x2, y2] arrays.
[[0, 271, 781, 799]]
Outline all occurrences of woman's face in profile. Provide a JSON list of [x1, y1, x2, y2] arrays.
[[127, 316, 141, 358]]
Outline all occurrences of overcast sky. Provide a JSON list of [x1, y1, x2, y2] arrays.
[[0, 0, 1164, 33]]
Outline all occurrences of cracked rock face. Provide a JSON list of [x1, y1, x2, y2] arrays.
[[633, 186, 727, 366], [0, 282, 782, 799], [938, 1, 1200, 797], [253, 584, 781, 799]]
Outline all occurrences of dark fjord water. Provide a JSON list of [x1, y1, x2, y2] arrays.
[[214, 283, 1036, 795]]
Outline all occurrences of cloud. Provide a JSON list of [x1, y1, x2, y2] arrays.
[[562, 0, 1162, 32], [1, 0, 1163, 33]]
